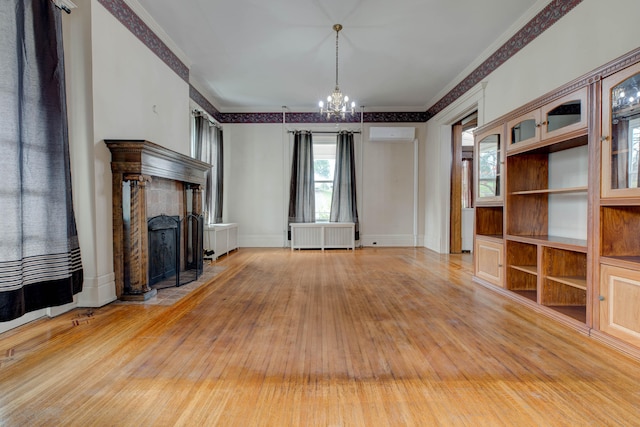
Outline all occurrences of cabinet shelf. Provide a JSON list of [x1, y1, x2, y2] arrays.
[[509, 186, 588, 195], [545, 275, 587, 290], [506, 235, 587, 252], [510, 265, 537, 275]]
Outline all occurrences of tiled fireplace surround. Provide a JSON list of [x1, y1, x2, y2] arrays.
[[106, 140, 210, 301]]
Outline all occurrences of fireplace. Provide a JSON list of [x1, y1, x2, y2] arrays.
[[106, 140, 210, 300]]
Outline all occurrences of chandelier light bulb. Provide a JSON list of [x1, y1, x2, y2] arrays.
[[319, 100, 323, 108]]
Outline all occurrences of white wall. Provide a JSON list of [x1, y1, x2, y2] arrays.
[[423, 0, 640, 253], [223, 122, 426, 248], [225, 124, 286, 247], [361, 124, 426, 247], [74, 0, 190, 311]]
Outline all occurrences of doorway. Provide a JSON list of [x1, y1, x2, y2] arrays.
[[450, 112, 477, 254]]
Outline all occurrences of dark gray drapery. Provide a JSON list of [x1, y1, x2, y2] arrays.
[[213, 125, 224, 224], [288, 131, 315, 238], [193, 116, 224, 224], [193, 116, 214, 223], [0, 0, 83, 321], [330, 131, 359, 240]]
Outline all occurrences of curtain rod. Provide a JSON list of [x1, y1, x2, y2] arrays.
[[192, 109, 222, 129], [287, 130, 361, 134], [52, 0, 76, 13]]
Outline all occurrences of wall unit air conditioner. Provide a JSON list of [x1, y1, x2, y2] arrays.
[[369, 126, 415, 143]]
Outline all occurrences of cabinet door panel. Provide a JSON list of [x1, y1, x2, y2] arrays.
[[507, 110, 540, 150], [602, 63, 640, 198], [541, 88, 587, 140], [474, 125, 504, 204], [475, 239, 504, 287], [600, 265, 640, 347]]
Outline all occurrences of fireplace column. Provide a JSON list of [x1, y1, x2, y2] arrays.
[[122, 174, 157, 301], [191, 184, 202, 216]]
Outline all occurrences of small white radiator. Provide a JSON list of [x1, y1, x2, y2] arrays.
[[204, 223, 239, 259], [290, 223, 355, 251]]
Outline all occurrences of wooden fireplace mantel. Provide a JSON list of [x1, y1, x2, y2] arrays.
[[105, 139, 209, 186], [106, 140, 211, 300]]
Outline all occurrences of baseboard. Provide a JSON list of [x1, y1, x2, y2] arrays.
[[239, 234, 286, 248], [360, 234, 416, 247], [0, 309, 49, 334], [77, 272, 117, 307]]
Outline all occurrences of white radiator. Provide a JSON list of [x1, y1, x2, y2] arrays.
[[290, 223, 355, 251], [204, 223, 239, 259]]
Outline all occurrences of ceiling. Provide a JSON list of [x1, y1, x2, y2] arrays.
[[134, 0, 544, 113]]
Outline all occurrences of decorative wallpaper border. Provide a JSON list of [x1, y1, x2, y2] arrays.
[[98, 0, 581, 123], [221, 111, 429, 124], [189, 86, 224, 123]]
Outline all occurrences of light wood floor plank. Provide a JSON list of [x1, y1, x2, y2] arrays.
[[1, 247, 640, 426]]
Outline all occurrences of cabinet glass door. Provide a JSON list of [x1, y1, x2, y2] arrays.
[[541, 88, 588, 140], [507, 110, 540, 150], [602, 64, 640, 198], [475, 126, 503, 204]]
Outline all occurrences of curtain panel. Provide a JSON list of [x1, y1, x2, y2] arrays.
[[213, 126, 224, 224], [330, 131, 359, 240], [288, 131, 315, 238], [193, 116, 214, 223], [0, 0, 83, 321], [192, 116, 223, 224]]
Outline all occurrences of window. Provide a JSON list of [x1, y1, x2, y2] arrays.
[[313, 138, 336, 221]]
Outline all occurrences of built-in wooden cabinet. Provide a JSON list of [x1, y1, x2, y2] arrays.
[[474, 237, 503, 287], [507, 88, 588, 153], [472, 48, 640, 357]]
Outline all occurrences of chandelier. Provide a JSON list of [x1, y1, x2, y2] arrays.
[[319, 24, 355, 119]]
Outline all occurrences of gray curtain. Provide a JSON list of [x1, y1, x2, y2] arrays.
[[213, 126, 224, 224], [193, 116, 223, 224], [193, 115, 214, 223], [288, 131, 315, 238], [0, 0, 83, 321], [330, 131, 359, 240]]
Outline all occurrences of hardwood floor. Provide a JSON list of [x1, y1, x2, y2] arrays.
[[1, 247, 639, 426]]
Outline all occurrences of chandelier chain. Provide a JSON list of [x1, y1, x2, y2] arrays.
[[335, 27, 339, 87]]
